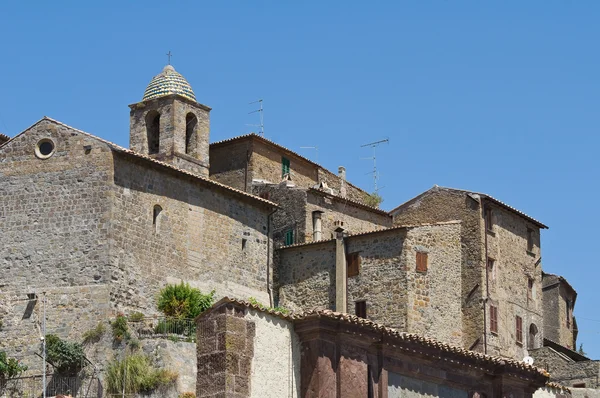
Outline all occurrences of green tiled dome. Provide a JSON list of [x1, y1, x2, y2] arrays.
[[142, 65, 196, 102]]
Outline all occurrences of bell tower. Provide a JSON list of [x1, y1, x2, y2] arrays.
[[129, 65, 211, 176]]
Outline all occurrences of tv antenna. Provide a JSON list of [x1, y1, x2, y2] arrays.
[[300, 146, 319, 163], [248, 99, 264, 136], [360, 138, 389, 192]]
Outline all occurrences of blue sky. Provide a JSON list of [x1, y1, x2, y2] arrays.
[[1, 2, 599, 359]]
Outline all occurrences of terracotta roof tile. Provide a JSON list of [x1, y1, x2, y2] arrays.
[[203, 297, 549, 378]]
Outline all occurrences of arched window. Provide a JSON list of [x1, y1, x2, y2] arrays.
[[528, 323, 538, 349], [146, 111, 160, 155], [185, 113, 198, 155], [153, 205, 162, 234]]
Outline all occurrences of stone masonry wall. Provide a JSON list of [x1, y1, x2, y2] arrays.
[[543, 283, 562, 345], [276, 223, 463, 345], [0, 119, 114, 290], [129, 95, 210, 177], [305, 190, 392, 242], [209, 139, 251, 192], [110, 153, 273, 311], [317, 168, 371, 204], [250, 140, 317, 189], [391, 188, 484, 351], [531, 346, 600, 388]]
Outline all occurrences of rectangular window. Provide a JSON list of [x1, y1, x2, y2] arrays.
[[490, 305, 498, 334], [485, 208, 493, 231], [416, 252, 428, 272], [516, 315, 523, 345], [355, 300, 367, 319], [281, 156, 290, 177], [527, 228, 534, 252], [284, 229, 294, 246], [347, 252, 360, 277]]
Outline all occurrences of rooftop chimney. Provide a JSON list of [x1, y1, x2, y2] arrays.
[[338, 166, 347, 198]]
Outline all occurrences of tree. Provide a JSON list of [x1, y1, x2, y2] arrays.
[[363, 192, 383, 208], [0, 351, 27, 381], [157, 282, 215, 319]]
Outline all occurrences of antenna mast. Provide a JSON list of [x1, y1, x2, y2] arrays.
[[248, 99, 264, 136], [360, 138, 389, 192]]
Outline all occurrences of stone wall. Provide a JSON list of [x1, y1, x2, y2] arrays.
[[110, 152, 273, 311], [391, 187, 545, 359], [0, 119, 114, 290], [391, 188, 485, 350], [250, 140, 318, 188], [317, 168, 372, 204], [530, 346, 600, 388], [209, 138, 251, 191], [305, 189, 392, 241], [129, 95, 211, 177], [543, 277, 576, 349], [276, 223, 463, 346]]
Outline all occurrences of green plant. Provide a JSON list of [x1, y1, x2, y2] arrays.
[[128, 311, 145, 322], [128, 338, 141, 350], [157, 283, 215, 319], [363, 192, 383, 208], [0, 351, 28, 380], [82, 322, 106, 345], [111, 314, 130, 342], [247, 297, 290, 315], [105, 354, 177, 394], [45, 334, 85, 375]]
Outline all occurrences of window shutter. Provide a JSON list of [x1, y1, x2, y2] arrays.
[[347, 252, 360, 277], [416, 252, 428, 272], [355, 301, 367, 318], [284, 229, 294, 246], [516, 316, 523, 344], [490, 305, 498, 333]]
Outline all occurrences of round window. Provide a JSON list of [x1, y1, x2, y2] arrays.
[[35, 138, 56, 159]]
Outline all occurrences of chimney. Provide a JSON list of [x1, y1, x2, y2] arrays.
[[335, 226, 347, 313], [338, 166, 347, 198]]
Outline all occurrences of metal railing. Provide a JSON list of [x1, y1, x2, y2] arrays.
[[128, 317, 196, 342], [0, 373, 101, 398]]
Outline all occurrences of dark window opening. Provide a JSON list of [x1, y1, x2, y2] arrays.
[[516, 316, 523, 345], [347, 252, 360, 277], [485, 208, 493, 231], [528, 323, 538, 349], [153, 205, 162, 234], [242, 238, 247, 250], [282, 156, 290, 177], [527, 228, 534, 252], [39, 141, 54, 156], [146, 111, 160, 155], [185, 113, 198, 155], [573, 383, 586, 388], [355, 301, 367, 319], [527, 277, 534, 302], [284, 229, 294, 246], [490, 305, 498, 334], [416, 252, 428, 272]]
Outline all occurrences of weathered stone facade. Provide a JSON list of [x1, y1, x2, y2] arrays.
[[390, 186, 546, 359], [210, 134, 372, 204], [531, 345, 600, 388], [542, 273, 577, 350], [275, 222, 463, 346]]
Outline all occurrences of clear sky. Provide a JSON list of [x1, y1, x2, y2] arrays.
[[1, 2, 599, 359]]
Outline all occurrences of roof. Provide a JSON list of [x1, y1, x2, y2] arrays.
[[142, 65, 196, 102], [542, 272, 577, 298], [210, 133, 370, 197], [0, 133, 9, 143], [200, 297, 549, 379], [277, 220, 461, 250], [4, 117, 277, 209], [390, 185, 548, 229], [543, 338, 589, 362]]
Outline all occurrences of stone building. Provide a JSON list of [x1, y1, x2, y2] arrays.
[[275, 221, 463, 346], [0, 65, 277, 373], [195, 297, 553, 398], [390, 186, 548, 360], [542, 273, 577, 350]]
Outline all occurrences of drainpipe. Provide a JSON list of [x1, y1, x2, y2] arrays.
[[483, 200, 490, 355], [266, 207, 278, 307], [335, 227, 347, 313]]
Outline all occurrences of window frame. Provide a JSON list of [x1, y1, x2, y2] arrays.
[[355, 300, 367, 319], [485, 207, 493, 232], [490, 305, 498, 334], [281, 156, 290, 177], [284, 229, 294, 246], [347, 252, 361, 277], [516, 315, 523, 345], [416, 252, 428, 273]]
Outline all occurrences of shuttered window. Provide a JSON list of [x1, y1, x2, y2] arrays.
[[516, 316, 523, 344], [282, 157, 290, 177], [490, 305, 498, 334], [355, 301, 367, 319], [416, 252, 428, 272], [284, 229, 294, 246], [347, 252, 360, 277]]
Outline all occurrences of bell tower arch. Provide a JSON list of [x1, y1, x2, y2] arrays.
[[129, 65, 211, 176]]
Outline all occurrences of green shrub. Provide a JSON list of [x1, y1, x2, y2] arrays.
[[128, 338, 141, 350], [111, 314, 130, 342], [157, 283, 214, 319], [363, 192, 383, 208], [248, 297, 290, 315], [45, 334, 85, 375], [128, 311, 145, 322], [105, 354, 177, 394], [0, 351, 28, 380], [82, 322, 105, 345]]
